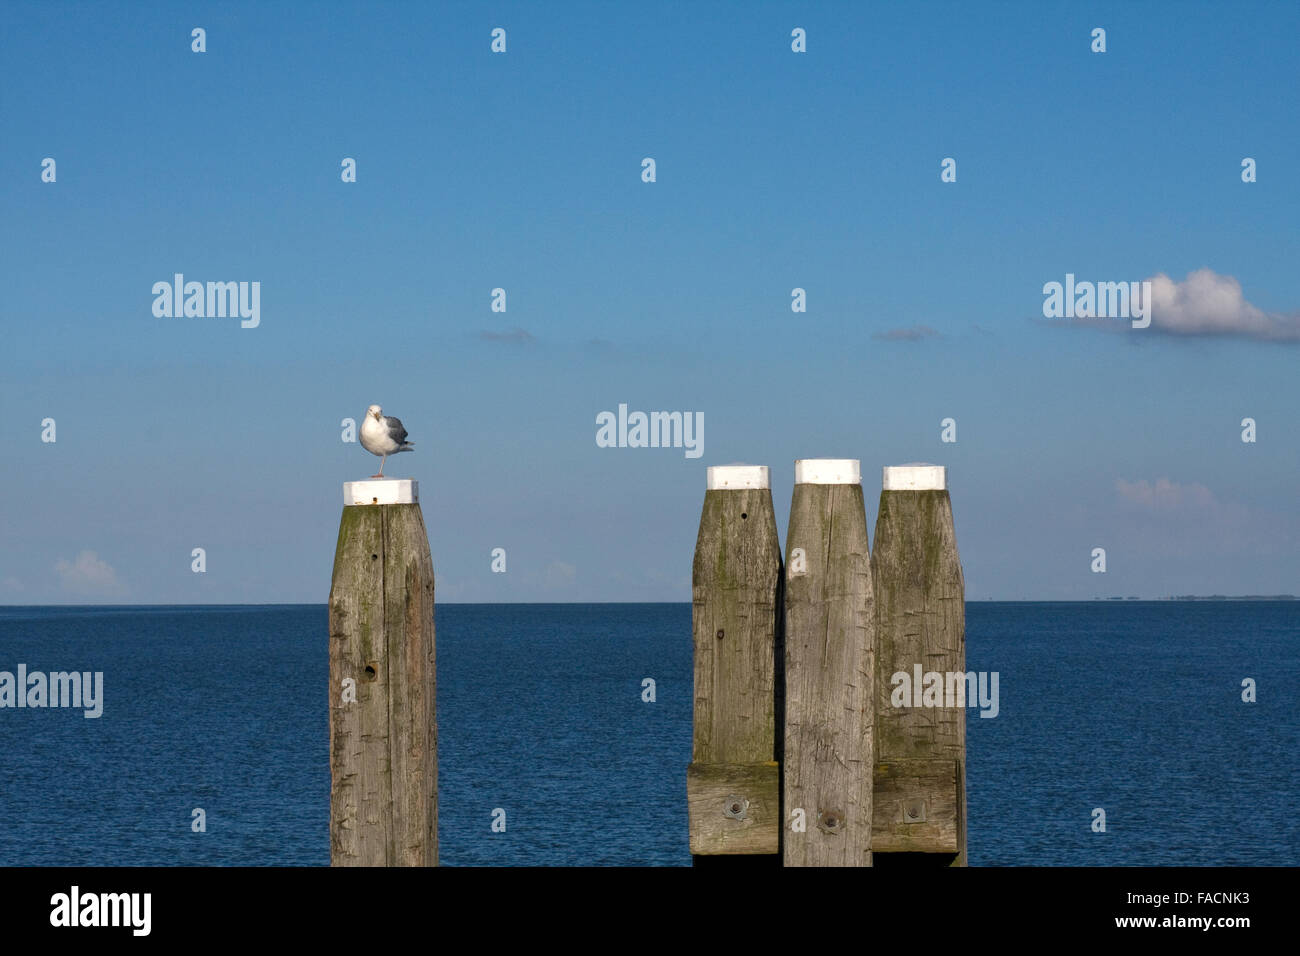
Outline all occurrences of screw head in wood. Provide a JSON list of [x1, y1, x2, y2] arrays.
[[722, 795, 748, 820], [716, 629, 724, 640], [903, 799, 926, 823]]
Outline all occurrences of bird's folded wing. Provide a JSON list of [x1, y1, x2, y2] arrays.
[[384, 416, 408, 443]]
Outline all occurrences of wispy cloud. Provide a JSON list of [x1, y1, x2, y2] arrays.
[[873, 324, 940, 341], [1110, 477, 1294, 559], [544, 560, 576, 590], [477, 327, 535, 344], [54, 550, 125, 597], [1115, 478, 1215, 510]]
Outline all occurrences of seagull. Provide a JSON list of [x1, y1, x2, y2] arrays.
[[360, 404, 414, 478]]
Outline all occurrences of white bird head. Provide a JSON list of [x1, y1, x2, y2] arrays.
[[367, 404, 383, 419]]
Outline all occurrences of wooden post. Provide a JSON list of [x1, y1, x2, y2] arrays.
[[783, 459, 875, 866], [871, 464, 966, 865], [329, 479, 437, 866], [687, 465, 782, 862]]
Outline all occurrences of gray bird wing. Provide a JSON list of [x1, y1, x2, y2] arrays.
[[384, 416, 409, 443]]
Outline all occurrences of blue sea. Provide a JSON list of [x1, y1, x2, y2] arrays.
[[0, 602, 1295, 866]]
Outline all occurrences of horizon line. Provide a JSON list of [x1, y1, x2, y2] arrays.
[[2, 596, 1296, 609]]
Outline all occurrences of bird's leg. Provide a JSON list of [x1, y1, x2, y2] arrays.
[[371, 454, 387, 479]]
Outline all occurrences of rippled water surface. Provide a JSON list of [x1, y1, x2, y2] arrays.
[[0, 602, 1294, 865]]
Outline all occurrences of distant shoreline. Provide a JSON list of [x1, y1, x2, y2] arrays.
[[1157, 595, 1296, 601], [1088, 595, 1297, 602]]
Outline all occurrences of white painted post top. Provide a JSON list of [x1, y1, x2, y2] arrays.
[[882, 464, 946, 490], [343, 479, 419, 506], [794, 459, 861, 485], [707, 465, 770, 490]]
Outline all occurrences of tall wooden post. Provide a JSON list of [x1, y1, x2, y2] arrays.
[[329, 479, 437, 866], [871, 464, 966, 865], [687, 465, 782, 862], [783, 459, 875, 866]]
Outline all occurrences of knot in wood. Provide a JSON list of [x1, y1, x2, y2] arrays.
[[817, 808, 845, 834]]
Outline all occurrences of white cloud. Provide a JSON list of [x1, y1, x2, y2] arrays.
[[54, 550, 125, 596], [1146, 268, 1300, 341], [1056, 268, 1300, 341]]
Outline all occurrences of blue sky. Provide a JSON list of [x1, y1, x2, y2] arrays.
[[2, 0, 1297, 603]]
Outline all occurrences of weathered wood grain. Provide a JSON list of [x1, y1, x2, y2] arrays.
[[872, 487, 965, 865], [687, 763, 780, 855], [688, 485, 782, 857], [872, 758, 959, 853], [329, 503, 437, 866], [783, 479, 875, 866]]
